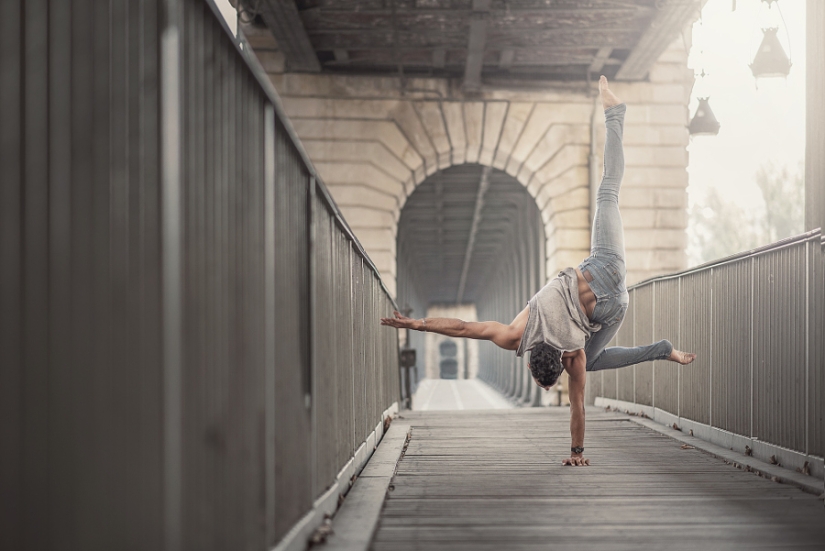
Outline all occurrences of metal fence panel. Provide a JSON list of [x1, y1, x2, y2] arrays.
[[272, 122, 313, 540], [634, 286, 654, 406], [335, 234, 356, 469], [617, 292, 635, 403], [314, 199, 337, 493], [0, 1, 400, 548], [753, 243, 808, 452], [0, 0, 23, 543], [602, 359, 618, 400], [679, 270, 712, 425], [654, 279, 679, 415], [711, 261, 752, 437], [591, 231, 822, 466], [810, 242, 825, 458]]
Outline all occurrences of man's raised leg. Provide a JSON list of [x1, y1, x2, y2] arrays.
[[590, 76, 627, 260]]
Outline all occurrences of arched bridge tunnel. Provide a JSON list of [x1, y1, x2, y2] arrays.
[[2, 1, 825, 550]]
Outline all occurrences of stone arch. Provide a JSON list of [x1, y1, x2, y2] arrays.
[[277, 39, 692, 293], [292, 96, 598, 296]]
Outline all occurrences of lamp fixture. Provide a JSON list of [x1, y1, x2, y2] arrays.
[[750, 27, 792, 78], [749, 0, 792, 81], [689, 98, 721, 136]]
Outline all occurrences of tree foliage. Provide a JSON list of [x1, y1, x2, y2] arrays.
[[688, 161, 804, 266]]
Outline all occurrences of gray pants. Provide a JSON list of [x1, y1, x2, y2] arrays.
[[578, 104, 673, 372]]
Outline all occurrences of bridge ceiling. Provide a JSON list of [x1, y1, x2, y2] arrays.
[[398, 164, 542, 305], [247, 0, 699, 84]]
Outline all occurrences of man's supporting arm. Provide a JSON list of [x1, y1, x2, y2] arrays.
[[563, 350, 590, 466], [380, 307, 529, 351]]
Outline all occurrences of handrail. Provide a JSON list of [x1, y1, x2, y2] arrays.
[[630, 229, 822, 289]]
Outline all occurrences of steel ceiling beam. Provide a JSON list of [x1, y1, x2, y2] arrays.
[[615, 0, 702, 80], [456, 166, 491, 303], [258, 0, 320, 72], [463, 0, 491, 92], [588, 47, 613, 74]]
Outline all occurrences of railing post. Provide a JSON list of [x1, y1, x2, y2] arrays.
[[263, 103, 276, 545], [308, 175, 317, 499], [804, 240, 809, 456], [652, 281, 656, 409], [160, 1, 183, 548], [750, 256, 755, 439], [709, 267, 713, 429]]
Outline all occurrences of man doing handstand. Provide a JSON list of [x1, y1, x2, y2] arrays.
[[381, 76, 696, 467]]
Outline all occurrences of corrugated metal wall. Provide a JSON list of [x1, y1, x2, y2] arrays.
[[0, 1, 400, 550], [590, 232, 823, 462]]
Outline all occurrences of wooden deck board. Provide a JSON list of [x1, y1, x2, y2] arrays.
[[370, 409, 825, 550]]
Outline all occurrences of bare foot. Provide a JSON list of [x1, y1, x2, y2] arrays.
[[668, 349, 696, 365], [599, 75, 622, 110]]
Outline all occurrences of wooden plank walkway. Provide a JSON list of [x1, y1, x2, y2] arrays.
[[371, 408, 825, 551]]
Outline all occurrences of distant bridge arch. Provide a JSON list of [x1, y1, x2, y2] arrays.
[[275, 71, 692, 296]]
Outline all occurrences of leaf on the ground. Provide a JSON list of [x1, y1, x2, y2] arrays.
[[745, 445, 753, 456], [769, 455, 779, 465], [309, 516, 334, 545], [680, 444, 695, 450], [672, 423, 680, 431]]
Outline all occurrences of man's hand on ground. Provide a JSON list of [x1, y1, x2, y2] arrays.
[[562, 455, 590, 467]]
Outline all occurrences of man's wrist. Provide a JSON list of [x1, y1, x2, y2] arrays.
[[571, 446, 584, 455], [419, 318, 427, 332]]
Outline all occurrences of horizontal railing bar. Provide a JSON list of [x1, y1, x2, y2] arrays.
[[630, 229, 822, 289]]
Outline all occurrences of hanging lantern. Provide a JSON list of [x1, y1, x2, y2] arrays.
[[750, 27, 792, 78], [689, 98, 720, 136]]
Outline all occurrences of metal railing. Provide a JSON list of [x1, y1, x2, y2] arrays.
[[588, 230, 824, 478], [0, 1, 399, 550]]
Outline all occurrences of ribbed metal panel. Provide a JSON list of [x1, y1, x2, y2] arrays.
[[753, 243, 808, 452], [809, 243, 824, 457], [314, 202, 336, 491], [586, 370, 603, 405], [617, 291, 635, 403], [591, 231, 822, 462], [633, 286, 654, 406], [1, 1, 400, 548], [654, 279, 679, 415], [711, 261, 752, 436], [273, 118, 312, 540], [679, 270, 712, 425], [602, 358, 618, 400]]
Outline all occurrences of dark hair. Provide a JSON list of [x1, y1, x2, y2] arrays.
[[529, 343, 564, 387]]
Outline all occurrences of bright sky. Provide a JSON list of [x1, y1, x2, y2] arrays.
[[686, 0, 806, 210]]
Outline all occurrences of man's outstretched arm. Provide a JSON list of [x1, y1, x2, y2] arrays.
[[563, 350, 590, 466], [380, 307, 528, 351]]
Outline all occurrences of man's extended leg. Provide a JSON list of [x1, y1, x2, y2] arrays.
[[585, 321, 696, 371], [585, 323, 672, 371], [590, 76, 627, 261]]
